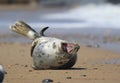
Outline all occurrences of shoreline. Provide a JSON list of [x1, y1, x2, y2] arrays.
[[0, 31, 120, 54]]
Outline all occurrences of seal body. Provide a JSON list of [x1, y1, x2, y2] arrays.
[[10, 21, 80, 69]]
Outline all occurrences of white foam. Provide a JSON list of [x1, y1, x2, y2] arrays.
[[36, 3, 120, 29]]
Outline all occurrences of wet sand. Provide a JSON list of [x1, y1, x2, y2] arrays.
[[0, 42, 120, 83]]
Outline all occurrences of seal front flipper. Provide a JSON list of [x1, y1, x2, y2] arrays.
[[10, 21, 39, 40]]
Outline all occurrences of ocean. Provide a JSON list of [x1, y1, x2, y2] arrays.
[[0, 3, 120, 53]]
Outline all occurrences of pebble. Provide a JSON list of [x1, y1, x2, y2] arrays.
[[80, 74, 87, 77], [28, 70, 32, 72], [93, 68, 98, 70], [66, 77, 72, 79], [57, 82, 61, 83], [65, 72, 68, 74], [42, 79, 53, 83], [24, 65, 28, 67]]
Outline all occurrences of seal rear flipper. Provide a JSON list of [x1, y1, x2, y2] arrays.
[[10, 21, 39, 40]]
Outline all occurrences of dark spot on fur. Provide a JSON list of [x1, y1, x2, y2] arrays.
[[52, 42, 56, 49], [58, 62, 63, 64], [55, 56, 58, 59], [56, 56, 63, 60], [41, 52, 45, 55], [39, 43, 41, 46], [40, 60, 43, 63]]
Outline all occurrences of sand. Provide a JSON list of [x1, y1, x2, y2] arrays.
[[0, 42, 120, 83]]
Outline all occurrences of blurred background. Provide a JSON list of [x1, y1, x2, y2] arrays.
[[0, 0, 120, 52]]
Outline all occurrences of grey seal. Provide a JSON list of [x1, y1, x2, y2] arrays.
[[10, 21, 80, 69]]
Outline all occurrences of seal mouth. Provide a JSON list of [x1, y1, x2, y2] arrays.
[[61, 43, 80, 54]]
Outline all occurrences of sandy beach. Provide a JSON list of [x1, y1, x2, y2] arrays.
[[0, 42, 120, 83], [0, 3, 120, 83]]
